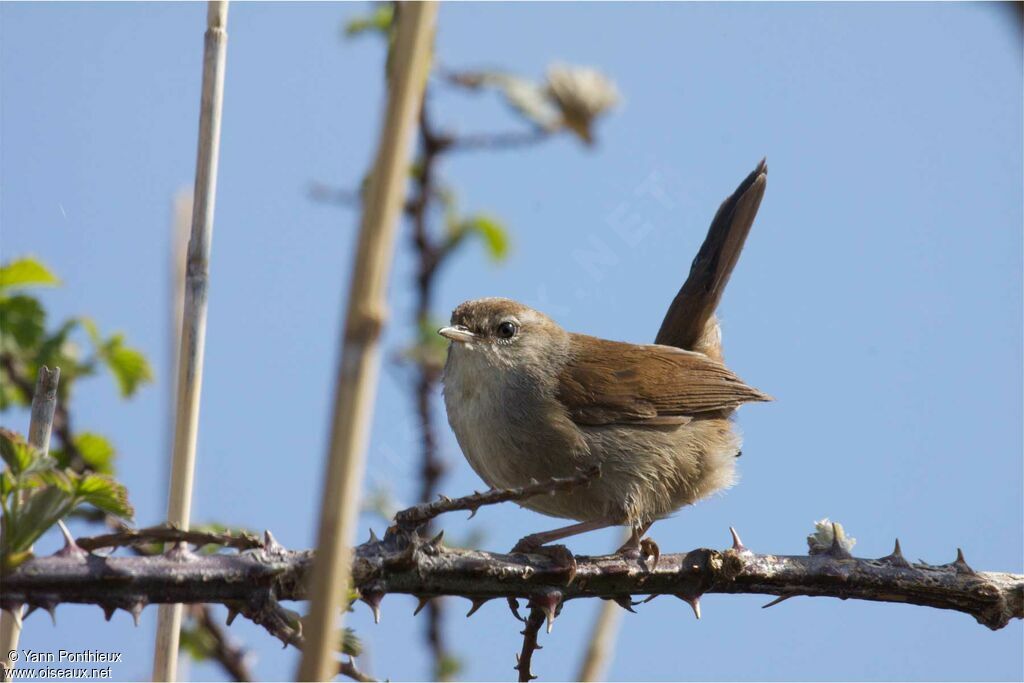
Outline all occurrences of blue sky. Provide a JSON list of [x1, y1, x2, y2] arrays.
[[2, 2, 1021, 681]]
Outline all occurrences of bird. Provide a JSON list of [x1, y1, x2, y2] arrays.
[[439, 160, 769, 557]]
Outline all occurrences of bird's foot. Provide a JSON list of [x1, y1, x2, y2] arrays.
[[510, 537, 578, 585], [615, 534, 660, 570]]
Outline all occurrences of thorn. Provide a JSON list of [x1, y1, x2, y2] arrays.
[[761, 595, 792, 609], [506, 597, 526, 622], [639, 594, 658, 604], [226, 606, 240, 626], [467, 506, 478, 520], [164, 542, 194, 562], [45, 602, 57, 626], [529, 591, 562, 634], [413, 596, 430, 616], [437, 494, 452, 503], [263, 530, 284, 554], [880, 538, 911, 568], [368, 528, 380, 544], [729, 526, 747, 552], [828, 522, 853, 559], [675, 594, 701, 620], [466, 597, 488, 617], [952, 548, 976, 575], [361, 590, 384, 624], [611, 596, 636, 613], [24, 605, 39, 620], [55, 520, 86, 558], [428, 530, 444, 548], [129, 601, 144, 627], [102, 604, 116, 622]]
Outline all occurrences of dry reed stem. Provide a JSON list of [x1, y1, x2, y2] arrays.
[[0, 367, 60, 683], [296, 3, 439, 680], [152, 3, 229, 680]]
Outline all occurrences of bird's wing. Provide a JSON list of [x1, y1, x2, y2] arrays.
[[556, 335, 771, 426]]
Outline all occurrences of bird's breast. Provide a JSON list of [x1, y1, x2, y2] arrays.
[[442, 350, 585, 492]]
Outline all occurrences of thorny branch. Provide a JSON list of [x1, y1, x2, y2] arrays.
[[3, 474, 1022, 683], [188, 604, 254, 683], [76, 524, 263, 553], [393, 467, 601, 531], [514, 608, 545, 682], [1, 355, 257, 681]]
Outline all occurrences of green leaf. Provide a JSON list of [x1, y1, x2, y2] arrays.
[[97, 333, 154, 397], [72, 432, 116, 474], [0, 258, 60, 292], [179, 623, 217, 662], [0, 294, 47, 350], [460, 214, 510, 262], [72, 473, 134, 521], [0, 429, 37, 476], [0, 470, 14, 497], [343, 5, 393, 38], [340, 627, 362, 657], [435, 654, 462, 682], [4, 485, 77, 559]]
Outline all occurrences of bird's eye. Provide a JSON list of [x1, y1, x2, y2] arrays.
[[497, 321, 518, 339]]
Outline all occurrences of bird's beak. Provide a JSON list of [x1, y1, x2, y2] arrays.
[[438, 325, 476, 344]]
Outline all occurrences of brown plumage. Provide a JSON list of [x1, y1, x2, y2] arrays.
[[558, 335, 771, 425], [440, 160, 769, 553]]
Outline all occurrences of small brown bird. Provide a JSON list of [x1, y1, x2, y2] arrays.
[[440, 160, 769, 556]]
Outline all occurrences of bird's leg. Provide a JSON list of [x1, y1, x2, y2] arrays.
[[510, 518, 618, 587], [511, 518, 618, 553]]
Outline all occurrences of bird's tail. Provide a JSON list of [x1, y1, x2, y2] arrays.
[[655, 159, 767, 361]]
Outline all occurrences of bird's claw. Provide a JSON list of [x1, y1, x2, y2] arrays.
[[639, 537, 661, 570]]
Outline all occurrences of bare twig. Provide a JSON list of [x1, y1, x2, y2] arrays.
[[447, 129, 550, 151], [514, 608, 545, 682], [77, 524, 262, 553], [188, 604, 254, 682], [393, 467, 600, 531], [298, 4, 439, 680], [0, 367, 60, 682]]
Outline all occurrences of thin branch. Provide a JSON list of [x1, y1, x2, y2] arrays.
[[76, 524, 263, 553], [393, 467, 600, 531], [225, 587, 377, 682], [514, 608, 544, 682], [189, 604, 254, 682], [447, 129, 550, 151]]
